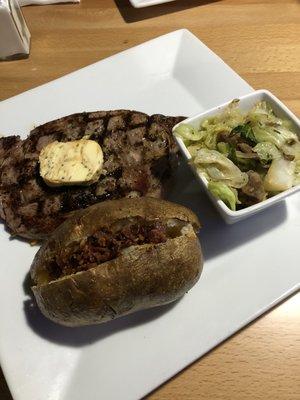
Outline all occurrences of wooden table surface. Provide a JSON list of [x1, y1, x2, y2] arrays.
[[0, 0, 299, 399]]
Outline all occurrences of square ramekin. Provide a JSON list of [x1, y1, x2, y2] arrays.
[[173, 89, 300, 223]]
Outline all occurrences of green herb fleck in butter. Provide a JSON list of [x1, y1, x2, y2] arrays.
[[39, 139, 103, 187]]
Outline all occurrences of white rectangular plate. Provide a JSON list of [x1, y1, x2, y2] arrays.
[[129, 0, 175, 8], [0, 29, 299, 400]]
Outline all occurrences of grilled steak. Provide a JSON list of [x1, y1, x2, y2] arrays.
[[0, 110, 183, 240]]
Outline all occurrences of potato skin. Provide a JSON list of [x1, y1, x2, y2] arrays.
[[31, 198, 203, 327]]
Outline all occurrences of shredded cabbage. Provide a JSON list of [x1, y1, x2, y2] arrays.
[[217, 142, 230, 155], [253, 142, 281, 162], [193, 149, 248, 188], [208, 181, 239, 211], [282, 141, 300, 160], [294, 160, 300, 185], [252, 125, 298, 149], [174, 124, 203, 142], [264, 158, 295, 192], [175, 100, 300, 209]]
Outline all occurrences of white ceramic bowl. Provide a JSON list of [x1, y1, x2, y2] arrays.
[[173, 89, 300, 223]]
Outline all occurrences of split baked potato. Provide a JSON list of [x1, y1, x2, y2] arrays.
[[30, 197, 203, 326]]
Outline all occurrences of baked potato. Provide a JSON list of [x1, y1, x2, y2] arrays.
[[30, 197, 203, 327]]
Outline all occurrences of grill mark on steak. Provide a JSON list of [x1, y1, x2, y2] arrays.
[[0, 110, 183, 239]]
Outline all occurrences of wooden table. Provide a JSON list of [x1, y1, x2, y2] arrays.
[[0, 1, 299, 399]]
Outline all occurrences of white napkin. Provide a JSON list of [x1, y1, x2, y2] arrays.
[[19, 0, 79, 5]]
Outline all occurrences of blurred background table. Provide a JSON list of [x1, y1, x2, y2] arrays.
[[0, 0, 299, 399]]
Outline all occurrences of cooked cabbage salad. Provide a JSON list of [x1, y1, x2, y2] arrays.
[[175, 101, 300, 210]]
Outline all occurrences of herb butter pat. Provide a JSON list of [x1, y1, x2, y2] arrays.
[[39, 140, 103, 186]]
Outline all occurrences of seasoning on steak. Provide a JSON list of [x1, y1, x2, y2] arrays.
[[47, 218, 169, 280], [0, 110, 184, 240]]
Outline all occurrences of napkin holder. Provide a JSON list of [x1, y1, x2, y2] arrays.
[[0, 0, 31, 60]]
